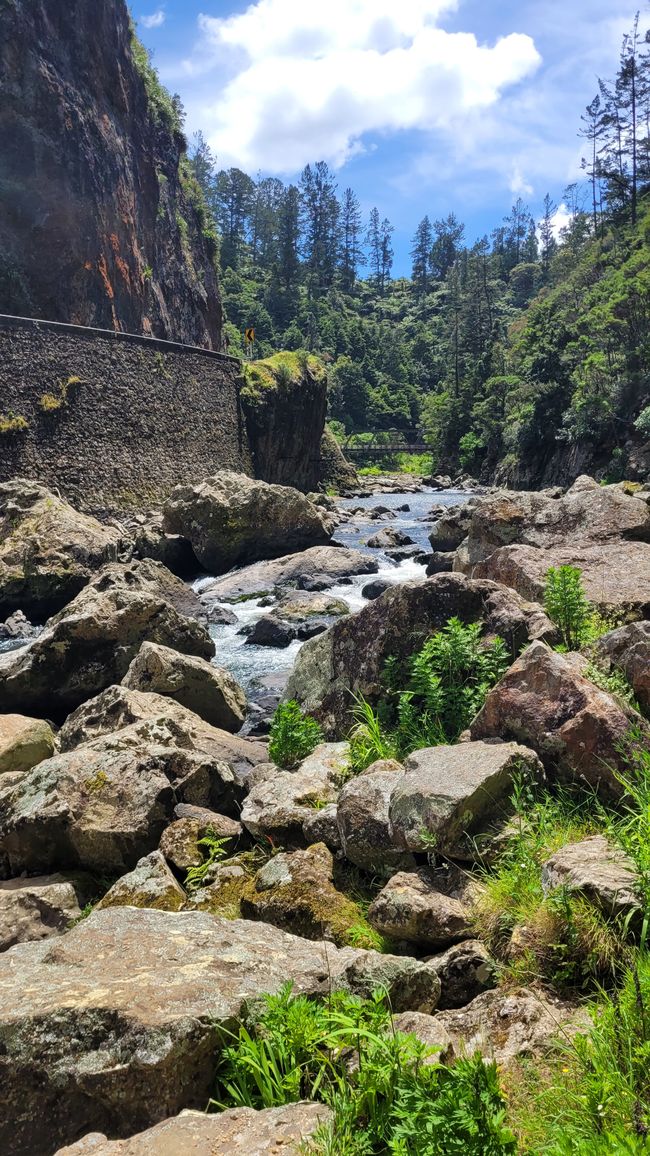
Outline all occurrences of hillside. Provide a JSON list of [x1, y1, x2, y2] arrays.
[[0, 0, 221, 347]]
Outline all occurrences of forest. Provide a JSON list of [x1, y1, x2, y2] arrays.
[[182, 13, 650, 483]]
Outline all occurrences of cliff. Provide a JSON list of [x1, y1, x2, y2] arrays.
[[0, 0, 221, 347], [241, 353, 329, 492]]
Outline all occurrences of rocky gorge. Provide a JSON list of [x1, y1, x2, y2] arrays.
[[0, 465, 648, 1154]]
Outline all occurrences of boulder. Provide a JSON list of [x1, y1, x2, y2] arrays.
[[0, 480, 122, 621], [286, 573, 558, 735], [162, 472, 334, 574], [392, 1011, 452, 1061], [368, 870, 473, 949], [132, 515, 199, 578], [96, 851, 186, 913], [0, 562, 214, 719], [541, 835, 641, 919], [0, 610, 39, 643], [362, 579, 392, 600], [241, 842, 363, 945], [470, 641, 645, 798], [0, 714, 56, 774], [428, 502, 476, 552], [302, 803, 342, 852], [0, 873, 90, 951], [367, 528, 414, 549], [428, 940, 496, 1009], [388, 741, 543, 859], [54, 1104, 333, 1156], [596, 621, 650, 712], [160, 812, 243, 872], [0, 907, 441, 1154], [0, 710, 266, 878], [426, 551, 455, 575], [199, 546, 378, 604], [244, 596, 348, 649], [241, 743, 349, 847], [122, 642, 246, 732], [336, 759, 411, 872]]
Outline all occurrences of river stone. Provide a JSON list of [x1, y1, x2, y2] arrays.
[[0, 711, 264, 878], [428, 940, 497, 1009], [336, 759, 411, 872], [54, 1104, 333, 1156], [362, 579, 392, 600], [596, 621, 650, 712], [428, 502, 476, 551], [122, 641, 246, 732], [162, 472, 335, 574], [388, 741, 543, 859], [0, 562, 214, 720], [0, 714, 56, 774], [241, 743, 350, 847], [426, 551, 455, 575], [470, 641, 646, 799], [368, 870, 473, 949], [286, 573, 558, 735], [0, 479, 122, 621], [541, 835, 641, 919], [96, 851, 186, 913], [0, 908, 441, 1154], [302, 803, 342, 851], [241, 842, 363, 945], [160, 813, 242, 872], [0, 873, 90, 951], [367, 528, 414, 549], [199, 546, 378, 605]]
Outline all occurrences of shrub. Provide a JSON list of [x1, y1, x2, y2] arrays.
[[544, 565, 593, 650], [212, 983, 516, 1155], [268, 701, 323, 769]]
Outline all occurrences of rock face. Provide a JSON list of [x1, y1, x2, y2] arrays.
[[55, 1104, 333, 1156], [122, 642, 246, 732], [286, 572, 558, 735], [456, 478, 650, 618], [0, 562, 214, 719], [596, 621, 650, 713], [199, 545, 377, 603], [0, 0, 222, 345], [470, 641, 645, 798], [241, 744, 349, 847], [368, 870, 472, 949], [0, 874, 88, 952], [0, 481, 121, 621], [0, 708, 267, 878], [319, 425, 359, 493], [162, 472, 334, 574], [241, 357, 328, 493], [0, 908, 440, 1155], [542, 836, 641, 919], [0, 714, 56, 774], [388, 741, 543, 859]]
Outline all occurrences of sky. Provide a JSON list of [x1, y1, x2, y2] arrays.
[[136, 0, 638, 275]]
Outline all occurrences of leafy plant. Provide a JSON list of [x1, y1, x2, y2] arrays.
[[269, 701, 323, 769], [544, 565, 593, 650], [212, 983, 516, 1155], [184, 829, 230, 892]]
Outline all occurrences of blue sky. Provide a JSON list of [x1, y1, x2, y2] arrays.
[[136, 0, 638, 275]]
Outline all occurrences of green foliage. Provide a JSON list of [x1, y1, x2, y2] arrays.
[[584, 661, 639, 711], [544, 565, 593, 650], [268, 701, 323, 769], [130, 26, 184, 136], [348, 618, 509, 772], [212, 983, 516, 1155], [634, 406, 650, 437], [0, 411, 28, 434], [184, 829, 230, 892]]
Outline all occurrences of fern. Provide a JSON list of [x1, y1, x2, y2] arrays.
[[544, 565, 593, 650]]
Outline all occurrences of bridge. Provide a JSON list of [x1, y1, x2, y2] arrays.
[[342, 430, 434, 461]]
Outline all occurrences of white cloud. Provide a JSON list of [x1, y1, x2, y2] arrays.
[[190, 0, 541, 172], [509, 164, 533, 197], [141, 9, 166, 30]]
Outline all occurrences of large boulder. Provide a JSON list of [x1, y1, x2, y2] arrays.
[[162, 472, 335, 574], [285, 572, 558, 735], [470, 641, 646, 798], [336, 759, 411, 872], [456, 478, 650, 618], [0, 714, 56, 774], [55, 1104, 333, 1156], [0, 908, 441, 1154], [96, 851, 186, 913], [428, 940, 497, 1009], [241, 842, 365, 945], [541, 835, 641, 919], [428, 501, 476, 552], [241, 743, 349, 847], [388, 740, 543, 859], [0, 480, 122, 621], [0, 708, 267, 878], [0, 562, 214, 719], [0, 873, 91, 951], [199, 545, 378, 604], [367, 870, 473, 949], [245, 593, 350, 650], [596, 621, 650, 713], [122, 642, 246, 732]]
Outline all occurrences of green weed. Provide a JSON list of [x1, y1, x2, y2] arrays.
[[269, 701, 323, 769]]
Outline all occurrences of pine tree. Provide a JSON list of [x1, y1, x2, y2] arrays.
[[339, 188, 365, 293], [410, 216, 434, 298], [300, 161, 340, 294], [539, 193, 558, 280], [215, 168, 255, 270]]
